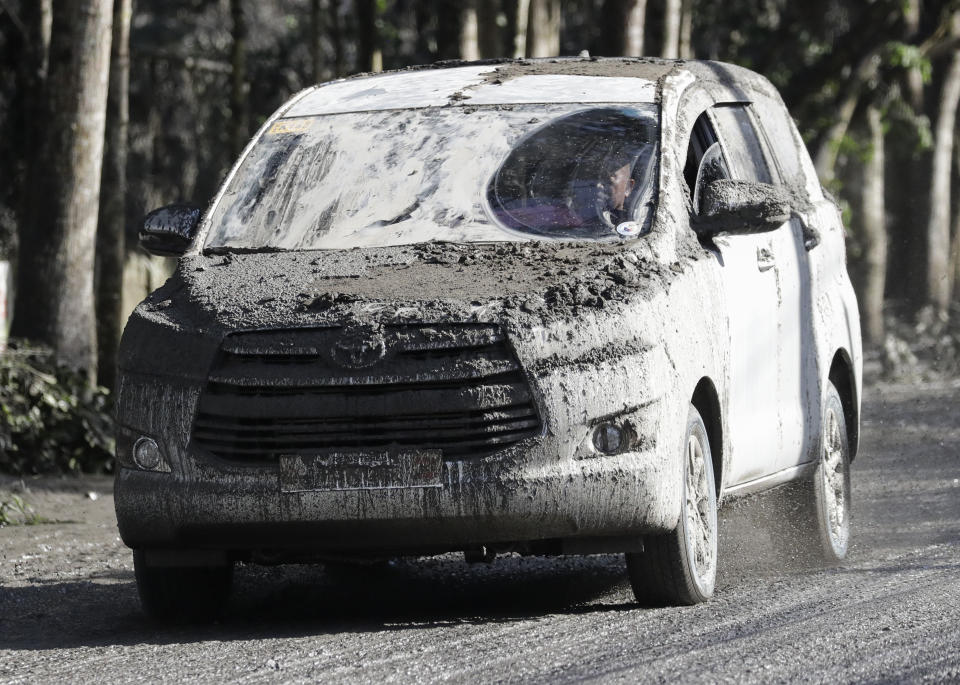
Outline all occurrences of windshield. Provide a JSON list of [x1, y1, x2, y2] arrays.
[[205, 104, 659, 251]]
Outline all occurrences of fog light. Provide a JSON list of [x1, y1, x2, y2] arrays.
[[133, 437, 162, 470], [592, 423, 624, 455]]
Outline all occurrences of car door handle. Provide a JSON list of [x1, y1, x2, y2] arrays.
[[756, 246, 775, 272]]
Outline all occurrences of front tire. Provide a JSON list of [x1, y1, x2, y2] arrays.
[[626, 404, 718, 606], [133, 549, 233, 622]]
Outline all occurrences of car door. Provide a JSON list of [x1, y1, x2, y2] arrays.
[[711, 103, 810, 477], [752, 95, 829, 470], [686, 108, 781, 485]]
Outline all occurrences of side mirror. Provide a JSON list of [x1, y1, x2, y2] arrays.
[[139, 204, 202, 257], [693, 179, 791, 237]]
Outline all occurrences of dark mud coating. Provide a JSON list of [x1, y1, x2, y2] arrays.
[[113, 56, 863, 613], [695, 179, 792, 234]]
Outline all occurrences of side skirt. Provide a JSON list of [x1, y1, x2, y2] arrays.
[[720, 461, 817, 502]]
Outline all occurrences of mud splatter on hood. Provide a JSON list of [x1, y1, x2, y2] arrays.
[[121, 238, 694, 379], [132, 239, 690, 336]]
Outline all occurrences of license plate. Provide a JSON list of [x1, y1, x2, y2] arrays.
[[279, 449, 443, 492]]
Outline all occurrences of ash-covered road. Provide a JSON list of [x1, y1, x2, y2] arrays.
[[2, 380, 959, 683]]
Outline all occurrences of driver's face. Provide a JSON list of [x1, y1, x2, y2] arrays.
[[606, 163, 635, 211]]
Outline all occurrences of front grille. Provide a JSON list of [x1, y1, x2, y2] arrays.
[[191, 324, 542, 463]]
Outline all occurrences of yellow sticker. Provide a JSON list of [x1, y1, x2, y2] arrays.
[[268, 118, 314, 135]]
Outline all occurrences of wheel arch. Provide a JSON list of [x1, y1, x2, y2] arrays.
[[828, 348, 859, 460], [691, 377, 723, 496]]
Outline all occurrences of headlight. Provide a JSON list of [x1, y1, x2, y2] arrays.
[[592, 423, 624, 455], [133, 437, 163, 470]]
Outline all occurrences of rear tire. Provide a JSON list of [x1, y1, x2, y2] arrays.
[[766, 381, 851, 564], [134, 549, 233, 622], [804, 381, 852, 560], [626, 404, 718, 606]]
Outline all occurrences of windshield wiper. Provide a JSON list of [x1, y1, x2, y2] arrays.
[[203, 245, 291, 256]]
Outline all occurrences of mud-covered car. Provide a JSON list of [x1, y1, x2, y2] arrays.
[[117, 57, 862, 619]]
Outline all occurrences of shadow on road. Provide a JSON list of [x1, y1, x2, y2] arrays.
[[1, 518, 829, 653], [0, 554, 641, 651]]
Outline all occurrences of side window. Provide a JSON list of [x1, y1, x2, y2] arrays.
[[754, 96, 822, 200], [683, 111, 730, 214], [711, 104, 773, 184]]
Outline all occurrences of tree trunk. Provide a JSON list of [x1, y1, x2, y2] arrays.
[[12, 0, 52, 259], [414, 0, 434, 62], [330, 0, 344, 76], [436, 0, 463, 60], [461, 1, 480, 60], [310, 0, 323, 82], [506, 0, 530, 58], [229, 0, 248, 157], [626, 0, 647, 56], [477, 0, 500, 58], [885, 0, 928, 309], [662, 0, 681, 58], [357, 0, 382, 71], [11, 0, 114, 379], [813, 50, 882, 181], [861, 105, 887, 345], [526, 0, 560, 57], [678, 0, 692, 58], [904, 0, 924, 111], [95, 0, 132, 390], [602, 0, 647, 56], [950, 140, 960, 302], [926, 22, 960, 315]]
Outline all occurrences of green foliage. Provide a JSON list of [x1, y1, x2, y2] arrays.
[[0, 341, 114, 475], [0, 493, 46, 526], [886, 41, 933, 83], [835, 132, 876, 163]]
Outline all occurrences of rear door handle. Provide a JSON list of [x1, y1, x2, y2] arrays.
[[756, 246, 775, 272]]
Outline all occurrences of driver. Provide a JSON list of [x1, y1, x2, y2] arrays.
[[599, 160, 636, 228]]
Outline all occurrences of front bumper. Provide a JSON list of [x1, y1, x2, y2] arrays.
[[114, 314, 682, 556], [115, 438, 679, 554]]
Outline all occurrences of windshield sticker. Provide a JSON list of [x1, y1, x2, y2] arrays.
[[268, 118, 315, 135]]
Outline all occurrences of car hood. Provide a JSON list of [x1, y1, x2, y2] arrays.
[[119, 240, 680, 379]]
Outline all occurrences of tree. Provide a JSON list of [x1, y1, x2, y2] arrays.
[[950, 141, 960, 300], [11, 0, 114, 379], [602, 0, 647, 56], [662, 0, 681, 58], [229, 0, 248, 157], [678, 0, 692, 58], [9, 0, 52, 255], [926, 13, 960, 314], [95, 0, 133, 390], [506, 0, 530, 58], [436, 0, 463, 60], [331, 0, 345, 76], [527, 0, 561, 57], [310, 0, 323, 82], [461, 0, 480, 60], [860, 105, 888, 345], [357, 0, 381, 71], [477, 0, 501, 58]]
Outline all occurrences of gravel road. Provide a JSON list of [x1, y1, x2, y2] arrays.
[[2, 379, 959, 683]]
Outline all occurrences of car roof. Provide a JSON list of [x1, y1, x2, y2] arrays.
[[284, 57, 773, 117]]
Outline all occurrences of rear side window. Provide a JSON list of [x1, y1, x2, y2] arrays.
[[711, 104, 772, 184], [754, 96, 822, 200]]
